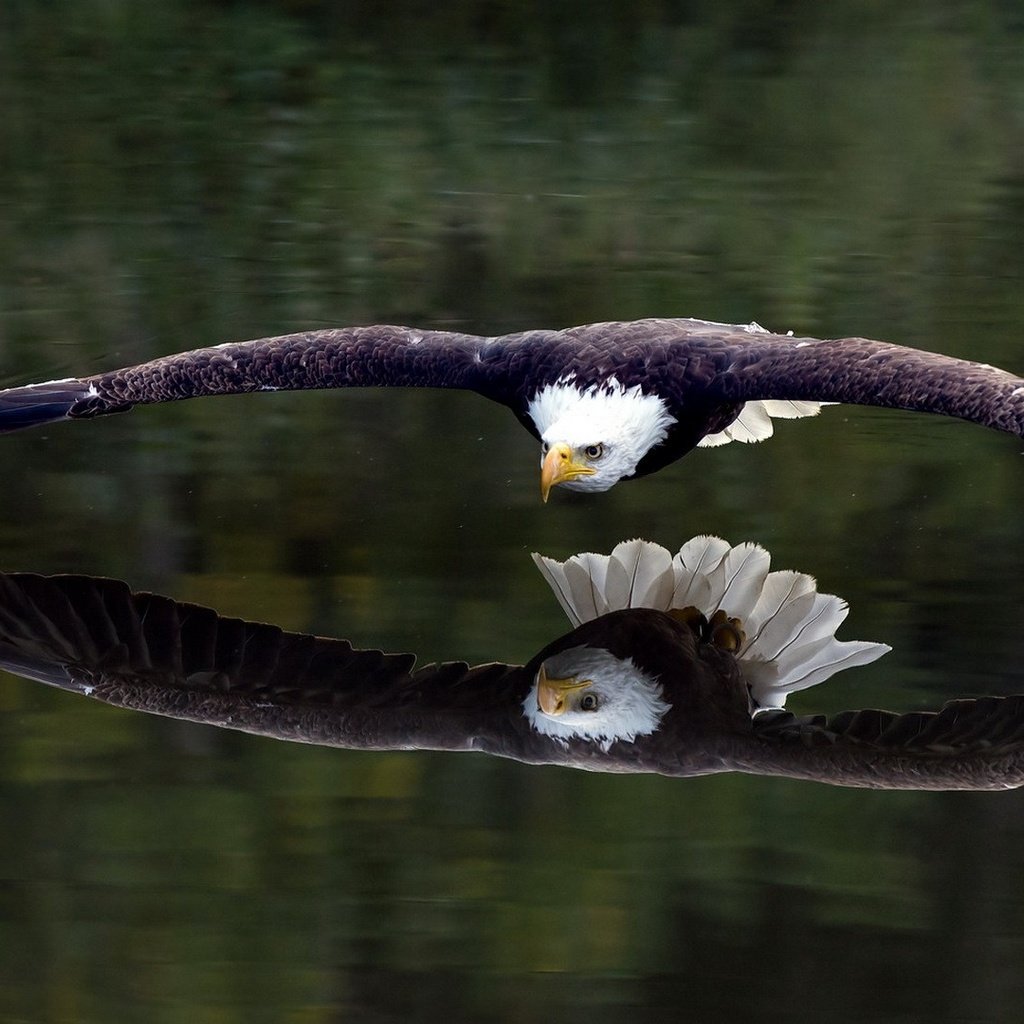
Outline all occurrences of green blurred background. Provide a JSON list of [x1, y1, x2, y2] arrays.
[[2, 2, 1024, 1021]]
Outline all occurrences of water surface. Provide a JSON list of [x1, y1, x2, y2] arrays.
[[2, 4, 1024, 1021]]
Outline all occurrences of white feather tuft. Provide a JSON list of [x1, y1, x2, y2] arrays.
[[532, 539, 677, 629], [697, 399, 832, 447], [533, 536, 889, 711], [670, 535, 732, 608]]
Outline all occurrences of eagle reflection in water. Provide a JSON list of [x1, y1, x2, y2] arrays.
[[1, 537, 1022, 791]]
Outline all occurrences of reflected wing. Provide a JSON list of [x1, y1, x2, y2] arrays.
[[0, 573, 530, 756], [5, 570, 1024, 789], [746, 703, 1024, 790]]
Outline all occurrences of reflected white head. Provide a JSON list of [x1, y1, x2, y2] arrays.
[[527, 379, 676, 499], [523, 646, 670, 751]]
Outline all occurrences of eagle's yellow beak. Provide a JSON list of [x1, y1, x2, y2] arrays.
[[540, 442, 596, 502], [536, 664, 593, 716]]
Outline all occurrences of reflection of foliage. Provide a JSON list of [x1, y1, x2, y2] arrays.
[[3, 0, 1024, 357], [2, 3, 1024, 1019], [3, 703, 1024, 1021]]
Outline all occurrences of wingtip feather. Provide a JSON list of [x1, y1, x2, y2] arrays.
[[0, 380, 90, 433]]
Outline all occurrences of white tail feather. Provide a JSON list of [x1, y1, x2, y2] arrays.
[[671, 535, 731, 607], [746, 638, 892, 704], [761, 399, 834, 419], [564, 556, 611, 624], [531, 553, 585, 628], [533, 536, 890, 711], [606, 539, 676, 610], [725, 401, 773, 444], [697, 399, 830, 447], [746, 591, 827, 662], [706, 543, 772, 619]]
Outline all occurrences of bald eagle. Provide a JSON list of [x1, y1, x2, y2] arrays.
[[4, 539, 1024, 790], [1, 318, 1021, 499]]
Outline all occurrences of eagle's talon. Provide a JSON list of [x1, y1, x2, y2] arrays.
[[710, 622, 745, 652], [707, 610, 746, 652], [668, 606, 707, 635], [668, 606, 745, 651]]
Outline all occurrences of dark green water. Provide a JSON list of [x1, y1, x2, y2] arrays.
[[2, 3, 1024, 1021]]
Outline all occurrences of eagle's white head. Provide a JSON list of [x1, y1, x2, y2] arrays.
[[523, 645, 670, 751], [526, 379, 676, 500]]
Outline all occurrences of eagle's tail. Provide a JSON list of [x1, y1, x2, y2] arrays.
[[0, 379, 92, 433]]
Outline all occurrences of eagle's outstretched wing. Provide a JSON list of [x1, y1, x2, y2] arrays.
[[0, 320, 1021, 448], [0, 572, 527, 757], [688, 320, 1024, 439], [747, 701, 1024, 791], [4, 570, 1024, 790]]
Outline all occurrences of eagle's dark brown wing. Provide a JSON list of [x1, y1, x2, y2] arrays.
[[1, 320, 1021, 451], [0, 325, 538, 433], [691, 322, 1024, 438], [0, 572, 529, 756], [741, 703, 1024, 790], [4, 571, 1024, 790]]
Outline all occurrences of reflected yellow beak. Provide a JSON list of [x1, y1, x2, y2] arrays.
[[540, 442, 596, 503], [536, 664, 593, 716]]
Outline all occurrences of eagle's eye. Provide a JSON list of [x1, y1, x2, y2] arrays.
[[579, 692, 600, 712], [584, 443, 604, 461]]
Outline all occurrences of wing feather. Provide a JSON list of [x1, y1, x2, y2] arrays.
[[0, 573, 525, 753]]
